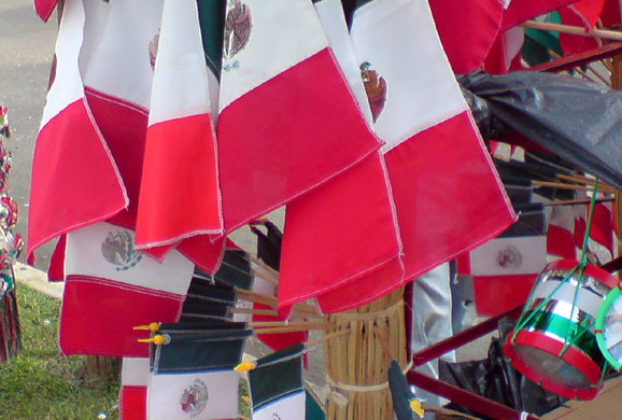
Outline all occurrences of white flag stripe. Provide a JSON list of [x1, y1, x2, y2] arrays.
[[252, 390, 305, 420], [122, 357, 150, 386], [82, 0, 162, 110], [65, 222, 194, 296], [218, 0, 328, 112], [469, 236, 547, 276], [40, 0, 85, 128], [350, 0, 466, 152], [149, 0, 212, 124], [532, 279, 603, 319], [315, 0, 373, 124], [147, 370, 239, 420]]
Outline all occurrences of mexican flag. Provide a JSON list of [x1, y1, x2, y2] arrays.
[[249, 344, 306, 419], [216, 0, 382, 232], [59, 222, 194, 357], [119, 357, 150, 420]]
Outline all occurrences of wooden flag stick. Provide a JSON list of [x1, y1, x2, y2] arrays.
[[248, 254, 281, 279], [234, 287, 321, 318], [228, 307, 280, 317], [251, 267, 279, 287], [250, 320, 331, 328], [304, 329, 351, 348], [532, 180, 616, 193], [523, 20, 622, 41], [557, 173, 615, 189], [252, 323, 333, 334], [544, 197, 615, 206]]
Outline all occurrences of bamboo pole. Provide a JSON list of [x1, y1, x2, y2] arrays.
[[523, 20, 622, 41], [324, 288, 406, 419]]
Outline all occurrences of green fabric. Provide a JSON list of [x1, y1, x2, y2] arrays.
[[250, 344, 305, 409], [305, 387, 326, 420], [196, 0, 226, 79], [522, 12, 563, 67]]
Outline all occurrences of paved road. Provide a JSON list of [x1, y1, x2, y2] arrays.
[[0, 0, 57, 270]]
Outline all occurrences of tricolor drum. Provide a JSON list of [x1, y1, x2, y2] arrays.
[[503, 259, 619, 400]]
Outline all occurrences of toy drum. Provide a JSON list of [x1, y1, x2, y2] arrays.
[[596, 286, 622, 372], [503, 259, 620, 400]]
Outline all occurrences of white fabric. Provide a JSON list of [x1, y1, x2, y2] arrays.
[[149, 0, 213, 124], [40, 0, 85, 127], [81, 0, 162, 110], [122, 357, 150, 386], [314, 0, 373, 124], [218, 0, 328, 112], [350, 0, 466, 153], [469, 236, 547, 276], [252, 390, 305, 420], [147, 370, 239, 420], [410, 262, 454, 417], [65, 222, 194, 296]]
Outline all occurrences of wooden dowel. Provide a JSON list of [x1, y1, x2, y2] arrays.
[[235, 288, 277, 308], [248, 254, 281, 279], [532, 180, 616, 192], [557, 173, 614, 189], [253, 323, 332, 335], [228, 307, 279, 316], [250, 320, 329, 328], [523, 20, 622, 41], [544, 197, 615, 206], [304, 329, 351, 348]]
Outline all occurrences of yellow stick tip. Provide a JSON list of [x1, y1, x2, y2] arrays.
[[234, 361, 256, 372]]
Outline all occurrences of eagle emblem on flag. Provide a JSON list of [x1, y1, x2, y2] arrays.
[[496, 245, 523, 270], [360, 61, 387, 122], [149, 31, 160, 70], [101, 231, 142, 271], [180, 379, 209, 416], [223, 0, 252, 71]]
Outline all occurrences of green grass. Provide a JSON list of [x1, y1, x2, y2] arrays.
[[0, 286, 120, 420]]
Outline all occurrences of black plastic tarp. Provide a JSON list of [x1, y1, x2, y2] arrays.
[[459, 70, 622, 190]]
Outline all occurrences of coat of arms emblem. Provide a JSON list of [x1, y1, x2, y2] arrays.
[[100, 231, 142, 271], [223, 0, 252, 71], [180, 379, 209, 417], [360, 61, 387, 122], [496, 245, 523, 270]]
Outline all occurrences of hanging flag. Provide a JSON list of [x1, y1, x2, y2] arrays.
[[429, 0, 509, 74], [135, 0, 222, 250], [558, 0, 605, 55], [28, 0, 130, 259], [146, 327, 250, 420], [59, 222, 194, 357], [216, 0, 381, 232], [295, 0, 515, 314], [278, 0, 401, 315], [305, 386, 326, 420], [501, 0, 579, 30], [249, 344, 306, 420], [547, 203, 582, 259], [33, 0, 59, 22], [252, 222, 307, 352], [119, 357, 149, 420]]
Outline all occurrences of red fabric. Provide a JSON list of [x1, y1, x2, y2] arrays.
[[501, 0, 579, 30], [601, 0, 621, 27], [316, 113, 515, 313], [590, 202, 613, 254], [217, 48, 380, 233], [472, 274, 537, 316], [429, 0, 504, 74], [278, 153, 400, 312], [176, 235, 226, 274], [547, 223, 577, 259], [136, 114, 221, 248], [47, 234, 66, 282], [28, 98, 127, 258], [119, 385, 146, 420], [33, 0, 59, 22], [59, 275, 184, 357], [84, 88, 148, 231], [559, 0, 605, 55]]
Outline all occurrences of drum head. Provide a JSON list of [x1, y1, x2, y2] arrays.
[[596, 287, 622, 372]]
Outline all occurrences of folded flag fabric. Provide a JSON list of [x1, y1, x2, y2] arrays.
[[305, 386, 326, 420], [33, 0, 59, 22], [249, 343, 306, 419], [216, 0, 381, 233], [306, 0, 515, 313], [136, 0, 222, 250], [147, 327, 250, 420], [429, 0, 509, 74], [501, 0, 578, 30], [120, 357, 150, 420], [28, 0, 131, 259], [59, 222, 194, 357], [279, 0, 401, 315]]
